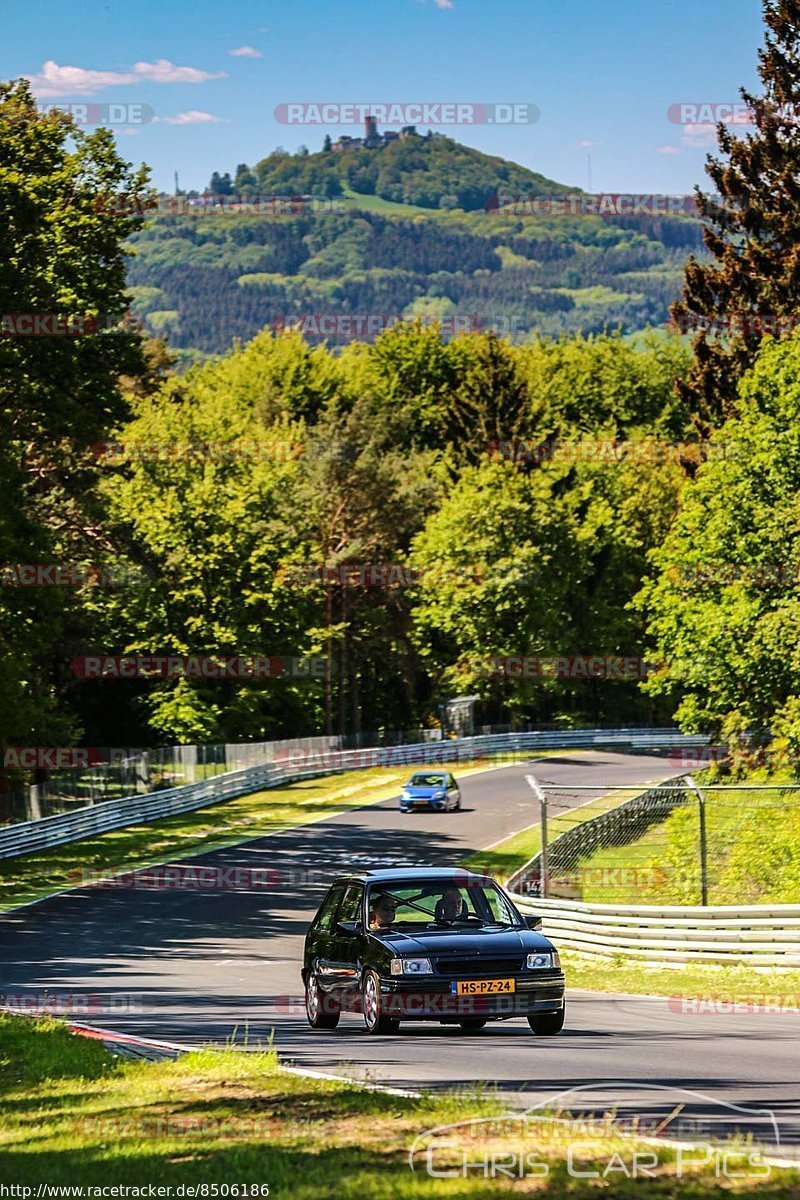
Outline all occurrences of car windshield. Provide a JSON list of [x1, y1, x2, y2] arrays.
[[408, 774, 446, 787], [366, 879, 522, 929]]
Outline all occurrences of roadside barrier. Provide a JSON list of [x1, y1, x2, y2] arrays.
[[509, 893, 800, 967], [0, 727, 703, 859]]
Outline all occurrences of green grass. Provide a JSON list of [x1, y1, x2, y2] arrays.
[[341, 188, 443, 217], [0, 760, 495, 913], [563, 951, 800, 1003], [462, 785, 657, 885], [465, 769, 800, 906], [1, 1012, 796, 1195], [462, 775, 800, 1003], [464, 822, 544, 884], [571, 772, 800, 907], [555, 284, 644, 308]]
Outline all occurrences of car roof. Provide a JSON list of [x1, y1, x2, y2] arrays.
[[329, 867, 493, 884]]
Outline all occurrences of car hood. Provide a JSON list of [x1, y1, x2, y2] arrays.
[[373, 926, 553, 955], [403, 786, 444, 796]]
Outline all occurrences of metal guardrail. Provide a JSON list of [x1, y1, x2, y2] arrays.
[[509, 894, 800, 967], [0, 727, 705, 860]]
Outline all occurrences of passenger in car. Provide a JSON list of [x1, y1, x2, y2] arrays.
[[368, 893, 398, 929]]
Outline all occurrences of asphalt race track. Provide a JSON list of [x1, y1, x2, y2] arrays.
[[2, 750, 800, 1154]]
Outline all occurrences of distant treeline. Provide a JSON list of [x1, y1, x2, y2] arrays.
[[127, 208, 705, 358]]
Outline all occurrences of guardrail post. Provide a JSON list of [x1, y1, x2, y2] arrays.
[[686, 774, 708, 906], [525, 774, 548, 898]]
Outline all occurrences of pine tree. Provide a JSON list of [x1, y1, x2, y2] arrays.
[[673, 1, 800, 424]]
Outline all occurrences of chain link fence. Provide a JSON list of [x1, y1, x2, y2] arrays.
[[2, 723, 571, 825], [513, 777, 800, 907], [0, 730, 447, 824]]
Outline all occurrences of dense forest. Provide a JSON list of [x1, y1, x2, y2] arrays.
[[5, 0, 800, 770], [125, 124, 705, 361], [127, 204, 704, 360], [234, 132, 570, 211]]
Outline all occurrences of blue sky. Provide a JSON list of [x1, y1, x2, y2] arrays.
[[4, 0, 765, 194]]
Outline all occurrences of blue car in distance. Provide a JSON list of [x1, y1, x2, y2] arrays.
[[400, 771, 461, 813]]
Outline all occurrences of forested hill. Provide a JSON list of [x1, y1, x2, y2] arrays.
[[125, 135, 707, 362], [237, 133, 571, 211]]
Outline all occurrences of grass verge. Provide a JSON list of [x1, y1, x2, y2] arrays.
[[0, 759, 497, 914], [462, 785, 654, 884], [0, 1012, 796, 1195], [572, 771, 800, 906], [462, 776, 800, 1005], [563, 951, 800, 1004]]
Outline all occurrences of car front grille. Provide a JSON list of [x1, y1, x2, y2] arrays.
[[435, 956, 525, 977]]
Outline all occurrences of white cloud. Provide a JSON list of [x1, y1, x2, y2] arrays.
[[434, 0, 455, 7], [155, 110, 226, 125], [133, 59, 226, 85], [682, 122, 717, 149], [579, 139, 597, 148], [229, 45, 263, 58], [27, 58, 227, 98], [657, 144, 682, 155]]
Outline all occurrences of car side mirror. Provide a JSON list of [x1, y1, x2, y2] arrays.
[[337, 919, 362, 936], [525, 914, 543, 931]]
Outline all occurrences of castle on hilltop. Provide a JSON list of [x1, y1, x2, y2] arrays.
[[330, 115, 421, 152]]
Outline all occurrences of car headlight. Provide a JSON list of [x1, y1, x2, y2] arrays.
[[432, 791, 445, 800], [527, 952, 556, 970], [390, 957, 434, 976], [401, 790, 410, 798]]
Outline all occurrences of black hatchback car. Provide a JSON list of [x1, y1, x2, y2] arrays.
[[302, 867, 565, 1035]]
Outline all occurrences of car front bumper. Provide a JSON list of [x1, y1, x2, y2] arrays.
[[377, 971, 566, 1020], [400, 798, 444, 811]]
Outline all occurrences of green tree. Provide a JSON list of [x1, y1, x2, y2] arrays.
[[673, 1, 800, 423], [638, 336, 800, 740], [0, 80, 149, 757], [291, 398, 442, 735], [99, 334, 327, 743], [410, 449, 680, 726]]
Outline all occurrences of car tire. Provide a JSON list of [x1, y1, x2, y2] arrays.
[[362, 969, 399, 1035], [305, 970, 340, 1030], [527, 1006, 565, 1035], [458, 1019, 487, 1033]]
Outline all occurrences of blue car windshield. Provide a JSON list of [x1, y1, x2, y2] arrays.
[[408, 774, 447, 787]]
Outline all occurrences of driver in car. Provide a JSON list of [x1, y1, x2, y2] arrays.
[[369, 893, 398, 929], [434, 886, 469, 922]]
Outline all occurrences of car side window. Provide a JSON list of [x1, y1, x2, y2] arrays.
[[447, 775, 456, 787], [315, 884, 345, 933], [337, 883, 364, 925]]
